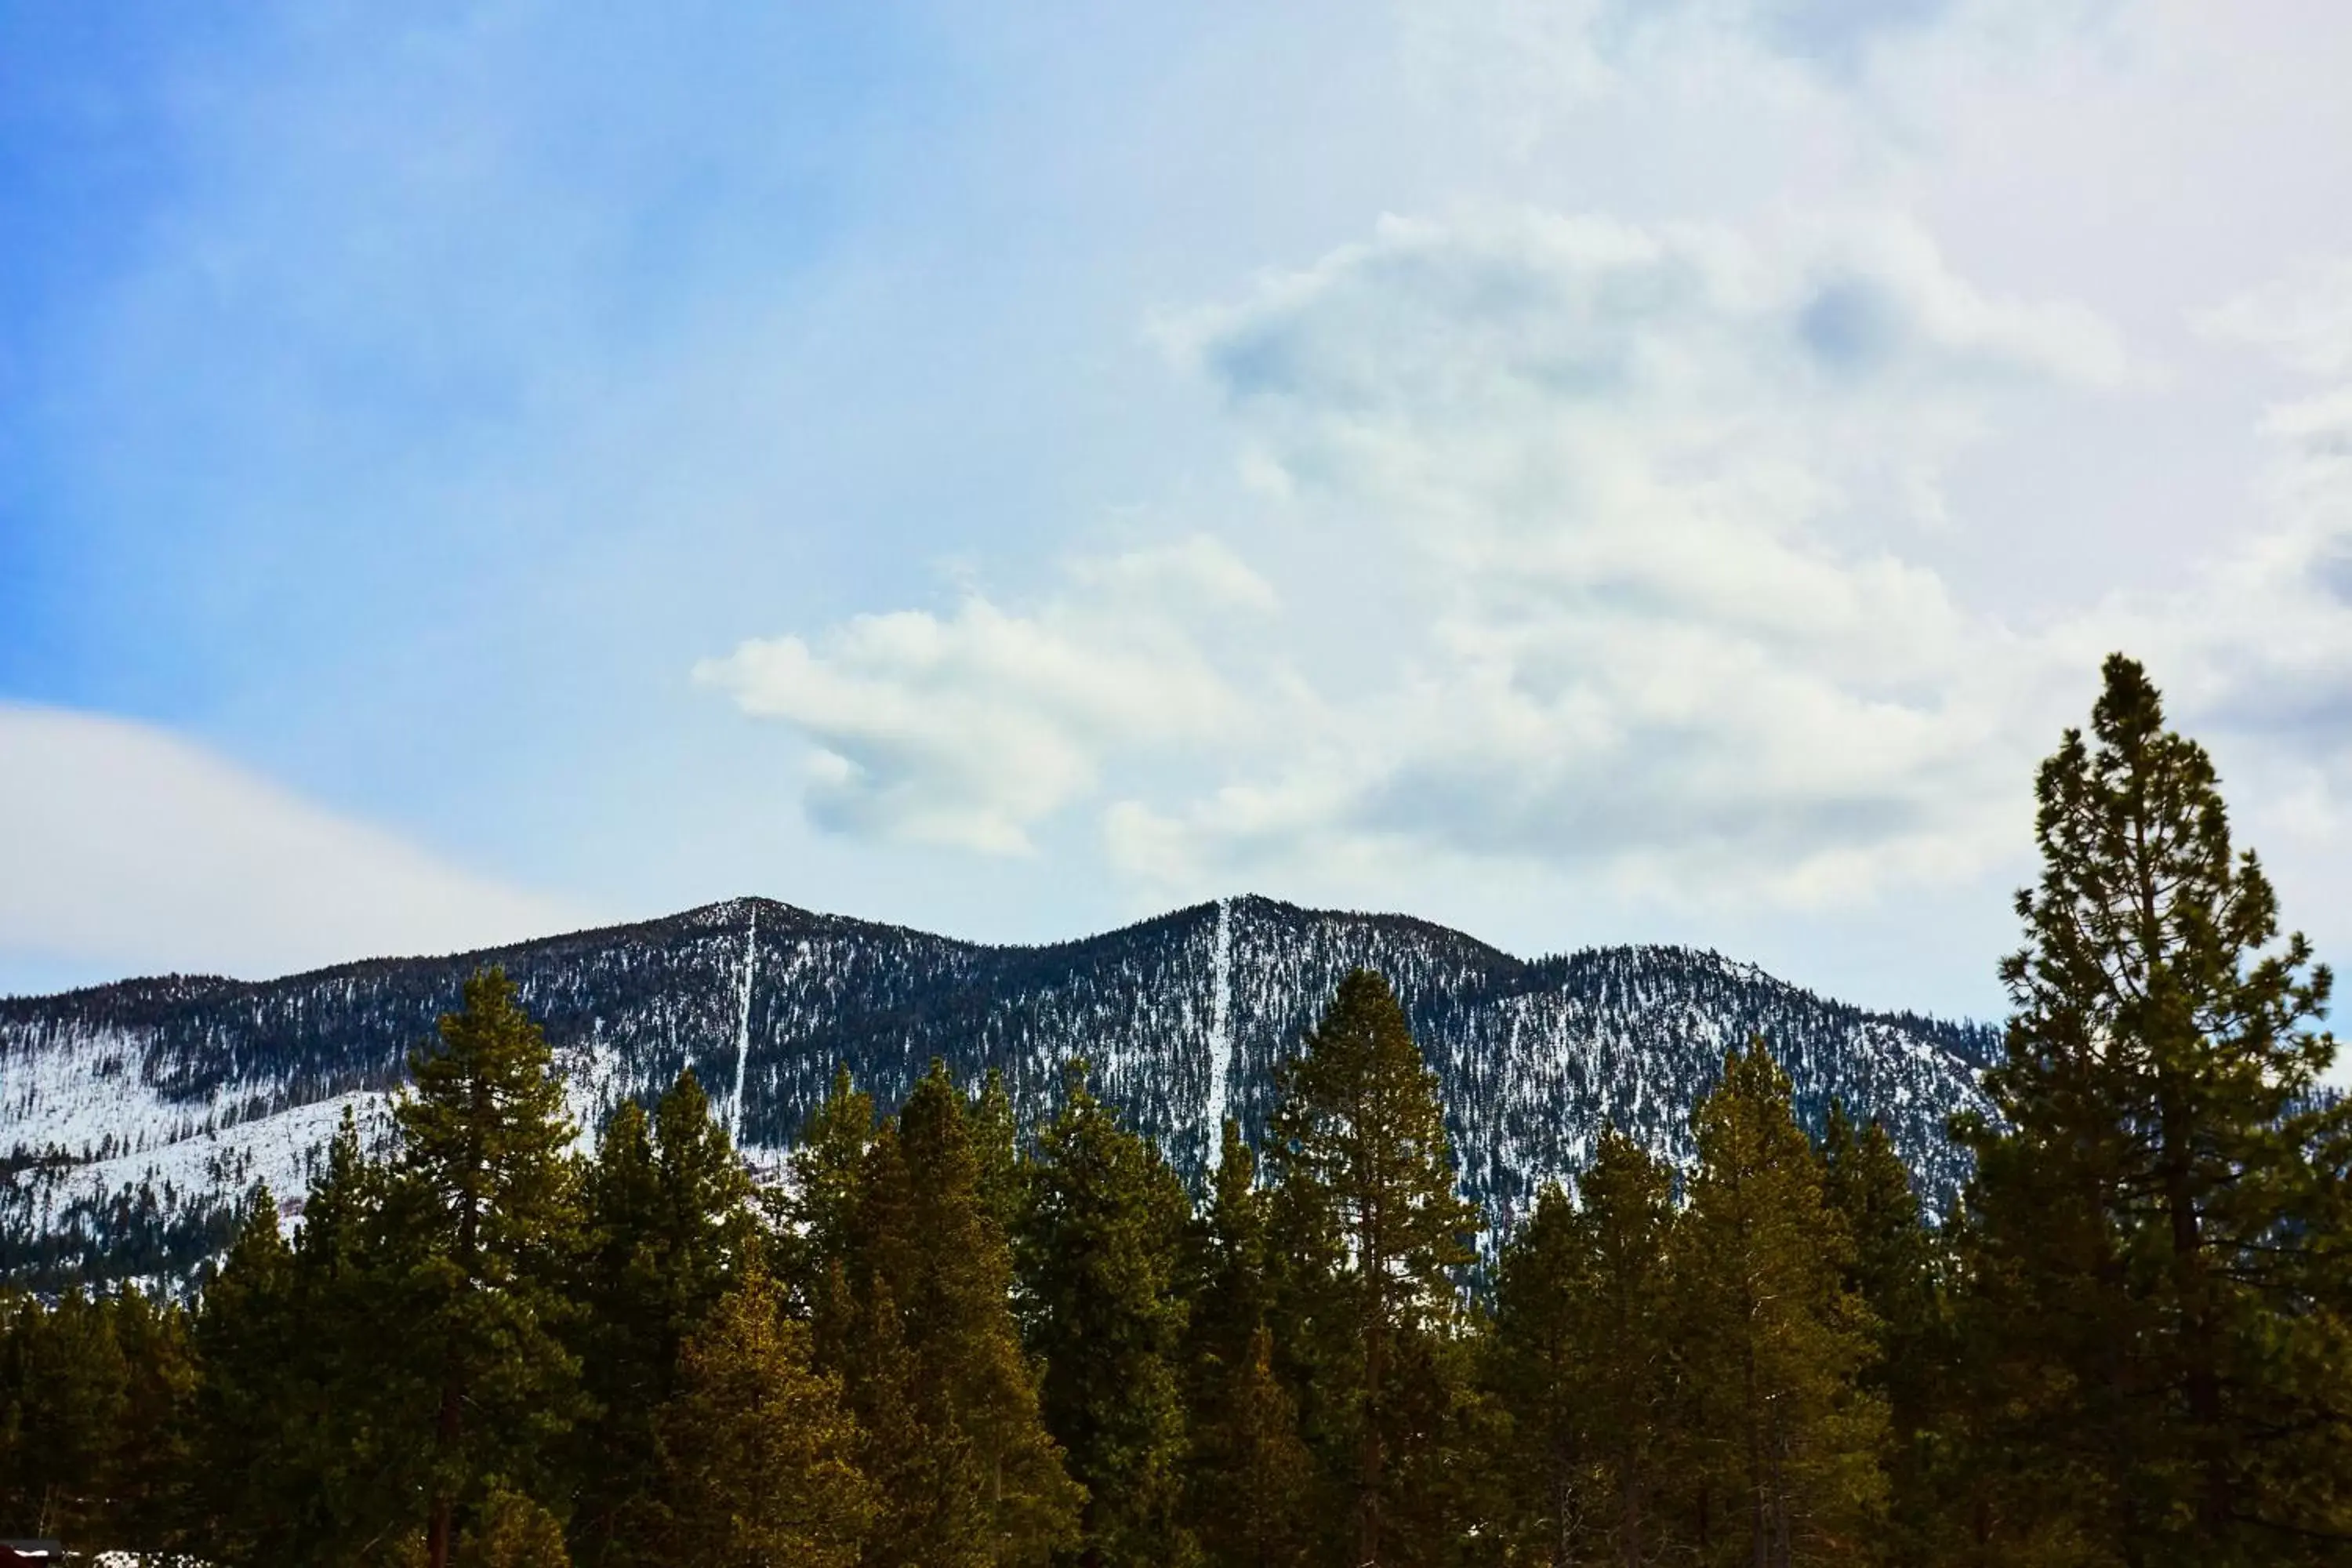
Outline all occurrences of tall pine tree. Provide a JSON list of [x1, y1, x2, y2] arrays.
[[1020, 1063, 1197, 1566], [1181, 1123, 1314, 1568], [397, 968, 586, 1568], [570, 1069, 755, 1566], [1486, 1127, 1678, 1566], [793, 1062, 1083, 1566], [1264, 969, 1479, 1567], [1673, 1041, 1886, 1567], [1956, 654, 2352, 1563], [656, 1267, 874, 1567], [1820, 1105, 1950, 1567], [0, 1286, 127, 1542]]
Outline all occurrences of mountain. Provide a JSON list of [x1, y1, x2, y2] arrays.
[[0, 895, 1997, 1290]]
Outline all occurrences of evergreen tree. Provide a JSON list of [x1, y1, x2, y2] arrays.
[[463, 1489, 573, 1568], [570, 1099, 662, 1562], [1187, 1123, 1274, 1387], [656, 1268, 874, 1568], [1955, 654, 2352, 1563], [212, 1107, 441, 1566], [1486, 1127, 1677, 1566], [971, 1066, 1029, 1243], [1673, 1041, 1886, 1567], [570, 1070, 754, 1566], [1192, 1323, 1316, 1568], [0, 1286, 126, 1541], [783, 1066, 877, 1313], [103, 1283, 198, 1550], [1820, 1106, 1936, 1385], [1181, 1123, 1314, 1568], [0, 1284, 193, 1551], [190, 1185, 303, 1565], [1021, 1063, 1197, 1566], [797, 1062, 1083, 1566], [1820, 1105, 1948, 1566], [308, 1106, 442, 1566], [1263, 969, 1479, 1567], [396, 968, 586, 1568]]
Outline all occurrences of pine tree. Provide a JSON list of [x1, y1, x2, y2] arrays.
[[1020, 1062, 1197, 1566], [571, 1070, 754, 1566], [191, 1180, 355, 1566], [396, 967, 586, 1568], [1486, 1127, 1677, 1566], [0, 1286, 126, 1541], [782, 1066, 877, 1323], [1187, 1123, 1274, 1385], [222, 1108, 430, 1566], [103, 1283, 198, 1550], [971, 1066, 1029, 1244], [310, 1105, 442, 1566], [1192, 1323, 1316, 1568], [795, 1062, 1083, 1566], [1820, 1106, 1936, 1382], [1820, 1105, 1948, 1566], [1955, 654, 2352, 1563], [656, 1269, 873, 1568], [1263, 969, 1479, 1567], [1181, 1123, 1315, 1568], [1674, 1041, 1886, 1567], [183, 1109, 433, 1565], [463, 1489, 573, 1568], [189, 1187, 293, 1561], [570, 1099, 661, 1562]]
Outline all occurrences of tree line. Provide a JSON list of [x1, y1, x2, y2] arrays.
[[4, 654, 2350, 1566]]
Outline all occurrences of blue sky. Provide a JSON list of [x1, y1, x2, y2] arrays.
[[7, 1, 2352, 1035]]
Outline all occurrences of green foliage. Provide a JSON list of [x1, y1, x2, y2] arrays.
[[1179, 1124, 1316, 1567], [1265, 968, 1479, 1567], [1486, 1127, 1678, 1566], [1956, 654, 2352, 1564], [971, 1065, 1029, 1244], [793, 1061, 1083, 1567], [1821, 1103, 1951, 1566], [1674, 1041, 1887, 1566], [656, 1268, 873, 1568], [0, 1286, 127, 1541], [394, 967, 589, 1566], [188, 1186, 297, 1562], [463, 1489, 572, 1568], [103, 1283, 198, 1547], [570, 1069, 755, 1566], [0, 1280, 196, 1554], [1020, 1063, 1197, 1566]]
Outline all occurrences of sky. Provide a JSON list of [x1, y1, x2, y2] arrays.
[[5, 0, 2352, 1037]]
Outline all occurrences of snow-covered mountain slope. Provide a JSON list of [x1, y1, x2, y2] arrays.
[[0, 895, 1997, 1287]]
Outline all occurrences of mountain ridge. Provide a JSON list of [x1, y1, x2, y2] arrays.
[[0, 894, 1999, 1290]]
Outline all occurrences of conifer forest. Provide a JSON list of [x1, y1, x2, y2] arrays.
[[5, 653, 2351, 1567]]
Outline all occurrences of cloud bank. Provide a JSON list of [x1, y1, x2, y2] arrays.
[[0, 705, 587, 985], [708, 211, 2161, 906]]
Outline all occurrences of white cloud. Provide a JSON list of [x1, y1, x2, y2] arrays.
[[0, 705, 589, 985], [694, 537, 1277, 855], [2199, 259, 2352, 379], [715, 212, 2132, 905], [2107, 267, 2352, 764], [1110, 211, 2129, 902]]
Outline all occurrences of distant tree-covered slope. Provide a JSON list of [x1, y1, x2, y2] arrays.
[[0, 895, 1994, 1289]]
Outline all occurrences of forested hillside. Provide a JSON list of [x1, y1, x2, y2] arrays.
[[1, 896, 1994, 1290]]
